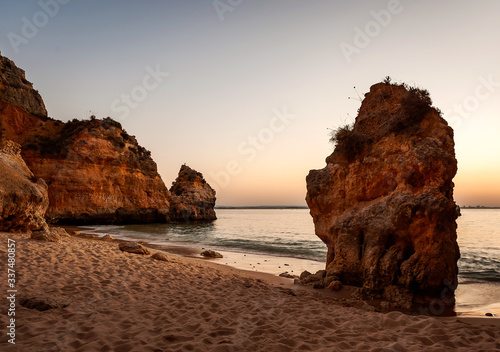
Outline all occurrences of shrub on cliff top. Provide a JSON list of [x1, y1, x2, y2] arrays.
[[330, 124, 368, 162], [389, 88, 433, 134], [380, 78, 435, 135]]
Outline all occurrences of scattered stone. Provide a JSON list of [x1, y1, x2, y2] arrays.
[[485, 313, 493, 317], [19, 296, 69, 311], [119, 242, 151, 255], [200, 250, 223, 258], [328, 280, 343, 291], [102, 234, 115, 241], [151, 252, 170, 262], [279, 272, 298, 279]]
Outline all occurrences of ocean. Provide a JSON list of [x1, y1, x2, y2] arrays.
[[82, 208, 500, 316]]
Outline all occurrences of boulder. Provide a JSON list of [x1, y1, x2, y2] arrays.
[[306, 82, 459, 306], [169, 165, 217, 222], [31, 227, 69, 243], [119, 242, 151, 255], [200, 250, 223, 258], [0, 139, 49, 232], [298, 270, 326, 287]]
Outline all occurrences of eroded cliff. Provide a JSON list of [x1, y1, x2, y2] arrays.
[[0, 139, 49, 232], [0, 53, 170, 224], [0, 53, 47, 117], [169, 165, 217, 222], [306, 82, 459, 306]]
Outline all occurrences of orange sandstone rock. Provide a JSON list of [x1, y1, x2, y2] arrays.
[[306, 82, 459, 306], [0, 53, 170, 224], [0, 139, 49, 232], [169, 165, 217, 222]]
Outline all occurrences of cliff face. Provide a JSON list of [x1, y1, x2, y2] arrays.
[[169, 165, 217, 222], [0, 139, 49, 232], [0, 54, 47, 117], [306, 82, 459, 305], [0, 53, 170, 224]]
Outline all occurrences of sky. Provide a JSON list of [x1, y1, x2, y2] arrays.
[[0, 0, 499, 206]]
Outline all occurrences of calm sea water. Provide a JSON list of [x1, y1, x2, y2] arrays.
[[84, 208, 500, 284]]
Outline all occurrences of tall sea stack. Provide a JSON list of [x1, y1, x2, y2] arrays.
[[306, 82, 459, 306], [169, 165, 217, 222]]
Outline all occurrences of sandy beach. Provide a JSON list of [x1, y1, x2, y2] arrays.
[[1, 232, 499, 352]]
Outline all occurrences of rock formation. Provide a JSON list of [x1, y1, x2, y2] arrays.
[[0, 52, 170, 224], [0, 53, 47, 117], [0, 52, 218, 226], [0, 139, 49, 232], [169, 165, 217, 222], [306, 82, 459, 306]]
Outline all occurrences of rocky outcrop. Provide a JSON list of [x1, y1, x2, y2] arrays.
[[0, 139, 49, 232], [169, 165, 217, 222], [18, 117, 171, 224], [0, 53, 47, 117], [306, 82, 459, 306], [0, 53, 171, 225]]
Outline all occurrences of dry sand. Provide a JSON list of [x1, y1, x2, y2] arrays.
[[1, 232, 499, 352]]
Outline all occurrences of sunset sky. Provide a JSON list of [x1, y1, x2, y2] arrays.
[[1, 1, 499, 206]]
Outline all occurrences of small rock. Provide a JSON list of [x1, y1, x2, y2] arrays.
[[102, 234, 115, 241], [328, 280, 343, 291], [200, 250, 223, 258], [300, 270, 326, 285], [279, 272, 298, 279], [485, 313, 493, 317], [119, 242, 151, 255], [293, 278, 301, 285], [151, 252, 170, 262], [20, 296, 69, 311]]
